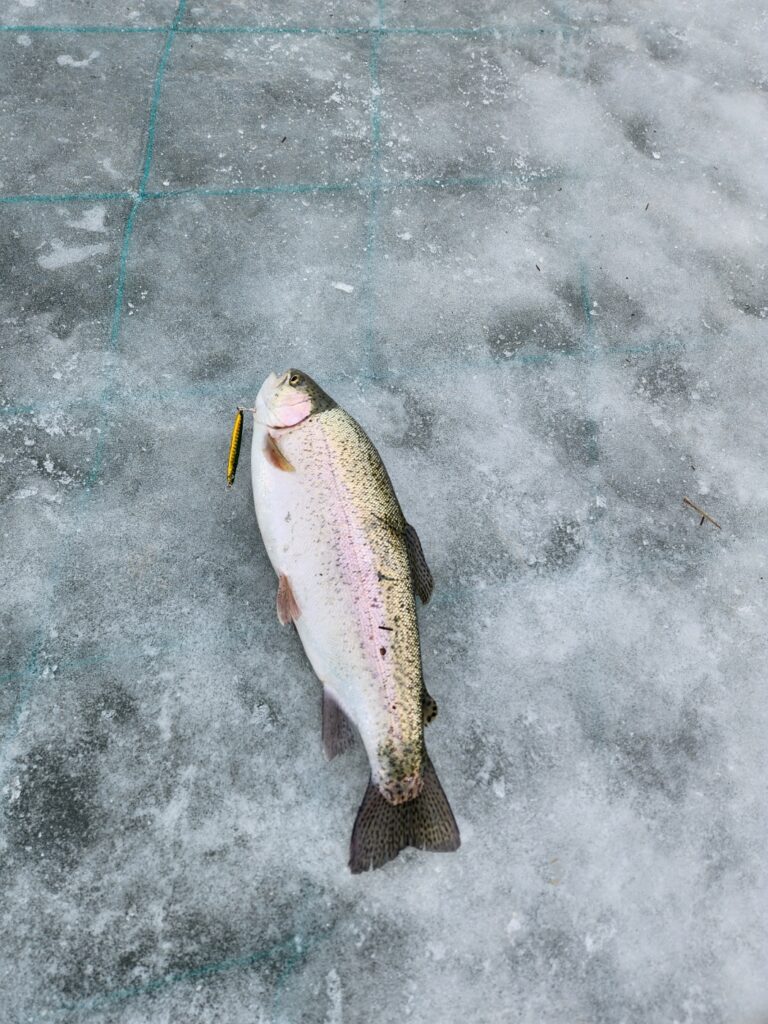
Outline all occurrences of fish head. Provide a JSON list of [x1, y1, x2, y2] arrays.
[[255, 369, 336, 429]]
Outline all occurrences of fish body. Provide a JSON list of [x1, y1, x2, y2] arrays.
[[251, 370, 459, 870], [253, 402, 424, 798]]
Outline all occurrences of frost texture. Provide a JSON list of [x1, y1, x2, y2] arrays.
[[1, 0, 767, 1022]]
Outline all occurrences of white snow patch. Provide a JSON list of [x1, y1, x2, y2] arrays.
[[101, 157, 120, 179], [506, 916, 524, 939], [38, 240, 110, 270], [65, 205, 107, 234], [331, 282, 354, 293], [324, 969, 342, 1024], [56, 51, 100, 69], [6, 776, 22, 804]]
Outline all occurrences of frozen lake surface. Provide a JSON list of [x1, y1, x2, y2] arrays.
[[1, 1, 767, 1021]]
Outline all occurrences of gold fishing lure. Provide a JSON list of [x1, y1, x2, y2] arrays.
[[227, 408, 244, 488]]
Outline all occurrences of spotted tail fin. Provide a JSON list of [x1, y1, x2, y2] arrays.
[[348, 752, 460, 873]]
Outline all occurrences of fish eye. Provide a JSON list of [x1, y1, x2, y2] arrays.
[[288, 373, 301, 386]]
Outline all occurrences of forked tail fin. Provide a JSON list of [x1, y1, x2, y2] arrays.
[[348, 752, 460, 873]]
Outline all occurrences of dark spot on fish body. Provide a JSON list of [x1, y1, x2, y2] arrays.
[[380, 647, 387, 656]]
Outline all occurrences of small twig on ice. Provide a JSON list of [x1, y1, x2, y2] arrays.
[[683, 496, 721, 530]]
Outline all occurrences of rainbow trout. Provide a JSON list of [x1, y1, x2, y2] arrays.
[[251, 370, 460, 872]]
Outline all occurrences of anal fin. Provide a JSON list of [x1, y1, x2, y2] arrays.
[[322, 689, 357, 760], [422, 689, 438, 726], [404, 523, 434, 604], [276, 573, 300, 625]]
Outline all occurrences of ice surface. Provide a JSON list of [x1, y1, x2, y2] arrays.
[[1, 0, 767, 1021], [0, 33, 165, 196], [148, 34, 373, 193]]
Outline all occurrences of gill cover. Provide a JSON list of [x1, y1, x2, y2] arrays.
[[255, 369, 336, 430]]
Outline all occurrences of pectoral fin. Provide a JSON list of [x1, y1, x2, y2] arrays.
[[322, 689, 357, 760], [404, 523, 434, 604], [276, 573, 300, 625], [264, 432, 294, 472]]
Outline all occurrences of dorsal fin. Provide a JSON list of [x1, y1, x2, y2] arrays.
[[404, 523, 434, 604]]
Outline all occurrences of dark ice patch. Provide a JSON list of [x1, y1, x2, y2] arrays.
[[465, 713, 558, 798], [0, 419, 91, 501], [700, 818, 742, 884], [503, 919, 619, 1000], [623, 117, 658, 157], [445, 513, 520, 585], [275, 898, 411, 1022], [556, 278, 590, 321], [189, 348, 240, 384], [727, 277, 767, 319], [579, 703, 715, 803], [81, 683, 139, 753], [6, 744, 99, 872], [234, 681, 281, 723], [0, 614, 31, 698], [486, 305, 580, 359], [159, 908, 243, 977], [384, 390, 436, 451], [541, 518, 584, 572], [634, 358, 691, 402], [550, 414, 600, 466], [575, 280, 646, 337], [462, 723, 510, 794], [436, 157, 476, 181], [644, 25, 685, 63]]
